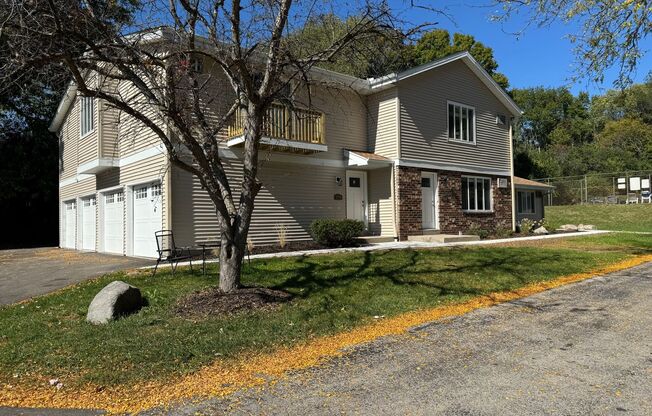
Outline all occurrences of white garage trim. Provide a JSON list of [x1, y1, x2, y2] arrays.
[[101, 188, 125, 255]]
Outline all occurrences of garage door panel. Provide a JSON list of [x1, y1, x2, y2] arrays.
[[133, 183, 162, 258], [63, 201, 76, 249], [103, 191, 124, 255], [82, 197, 96, 251]]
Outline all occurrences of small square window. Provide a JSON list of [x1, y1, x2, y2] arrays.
[[106, 194, 115, 204], [421, 177, 431, 188], [151, 184, 161, 197], [135, 187, 147, 199], [349, 177, 360, 188], [116, 192, 124, 202]]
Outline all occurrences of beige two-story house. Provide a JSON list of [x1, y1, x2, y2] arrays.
[[51, 51, 522, 258]]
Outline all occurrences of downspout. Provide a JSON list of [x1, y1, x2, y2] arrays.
[[393, 94, 402, 241], [509, 120, 516, 231]]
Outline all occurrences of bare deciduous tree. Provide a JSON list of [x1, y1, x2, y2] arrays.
[[1, 0, 426, 292]]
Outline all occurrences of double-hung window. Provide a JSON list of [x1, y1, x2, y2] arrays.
[[517, 191, 535, 214], [80, 96, 95, 137], [462, 176, 492, 212], [448, 102, 475, 143]]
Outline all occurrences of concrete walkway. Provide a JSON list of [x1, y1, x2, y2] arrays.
[[145, 230, 610, 270], [161, 260, 652, 416], [0, 248, 154, 305]]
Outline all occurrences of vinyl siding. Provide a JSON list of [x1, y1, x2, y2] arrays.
[[398, 59, 512, 173], [172, 158, 348, 246], [367, 167, 395, 236], [367, 89, 398, 158]]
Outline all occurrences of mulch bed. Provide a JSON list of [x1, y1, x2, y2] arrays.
[[174, 286, 293, 318], [249, 240, 327, 255]]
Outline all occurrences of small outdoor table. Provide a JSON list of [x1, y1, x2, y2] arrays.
[[196, 241, 221, 275]]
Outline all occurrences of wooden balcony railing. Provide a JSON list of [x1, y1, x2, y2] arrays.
[[227, 103, 325, 145]]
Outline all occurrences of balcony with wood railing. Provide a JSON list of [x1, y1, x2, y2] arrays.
[[226, 103, 326, 152]]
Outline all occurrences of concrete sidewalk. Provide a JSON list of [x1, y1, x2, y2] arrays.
[[144, 229, 609, 270]]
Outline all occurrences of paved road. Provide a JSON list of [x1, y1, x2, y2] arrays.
[[164, 261, 652, 416], [0, 248, 153, 305]]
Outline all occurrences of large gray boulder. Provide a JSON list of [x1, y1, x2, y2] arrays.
[[86, 281, 143, 325]]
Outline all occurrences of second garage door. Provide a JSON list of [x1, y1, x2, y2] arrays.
[[81, 196, 96, 251], [103, 190, 124, 255], [133, 183, 162, 258]]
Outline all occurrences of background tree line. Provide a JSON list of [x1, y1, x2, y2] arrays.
[[1, 7, 649, 249]]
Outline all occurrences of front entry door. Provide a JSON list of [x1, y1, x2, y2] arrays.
[[421, 172, 438, 229], [346, 171, 367, 224]]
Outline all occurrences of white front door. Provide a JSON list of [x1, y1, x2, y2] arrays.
[[132, 183, 162, 258], [346, 171, 367, 224], [103, 190, 124, 254], [421, 172, 438, 229], [81, 196, 96, 251], [63, 200, 76, 249]]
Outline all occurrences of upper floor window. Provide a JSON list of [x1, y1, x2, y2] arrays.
[[80, 96, 95, 137], [517, 191, 535, 214], [448, 102, 475, 143], [462, 176, 491, 212]]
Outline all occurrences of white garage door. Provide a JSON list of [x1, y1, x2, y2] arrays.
[[81, 196, 96, 251], [62, 200, 76, 249], [133, 183, 162, 258], [103, 190, 124, 254]]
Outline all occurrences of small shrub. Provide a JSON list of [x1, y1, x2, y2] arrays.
[[518, 218, 547, 233], [467, 223, 490, 239], [493, 226, 514, 239], [275, 224, 288, 248], [310, 219, 365, 247]]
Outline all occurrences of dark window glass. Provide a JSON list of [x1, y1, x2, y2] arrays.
[[448, 104, 455, 139], [421, 177, 431, 187], [483, 179, 491, 210], [349, 177, 360, 188], [468, 109, 474, 142], [468, 178, 476, 209]]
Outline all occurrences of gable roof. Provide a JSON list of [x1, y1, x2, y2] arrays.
[[513, 176, 554, 190], [49, 46, 522, 132], [366, 51, 522, 117]]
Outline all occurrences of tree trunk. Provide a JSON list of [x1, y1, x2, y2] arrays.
[[218, 228, 246, 292], [217, 104, 262, 293]]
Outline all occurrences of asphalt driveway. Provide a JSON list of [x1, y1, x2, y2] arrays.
[[0, 248, 153, 305], [163, 261, 652, 416]]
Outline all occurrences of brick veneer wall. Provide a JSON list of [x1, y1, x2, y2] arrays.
[[396, 166, 422, 240], [437, 170, 513, 234], [395, 167, 513, 239]]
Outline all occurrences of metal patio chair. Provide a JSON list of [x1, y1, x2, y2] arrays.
[[152, 230, 194, 276]]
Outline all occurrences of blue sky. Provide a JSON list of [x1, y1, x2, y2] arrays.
[[390, 0, 652, 96]]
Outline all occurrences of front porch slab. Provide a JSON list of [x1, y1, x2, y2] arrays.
[[407, 234, 481, 243]]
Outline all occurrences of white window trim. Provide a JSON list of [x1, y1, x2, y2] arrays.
[[517, 190, 535, 214], [461, 175, 493, 213], [447, 100, 477, 145], [79, 95, 96, 139]]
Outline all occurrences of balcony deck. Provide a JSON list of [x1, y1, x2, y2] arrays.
[[227, 103, 327, 153]]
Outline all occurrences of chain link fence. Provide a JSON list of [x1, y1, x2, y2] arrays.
[[534, 170, 652, 206]]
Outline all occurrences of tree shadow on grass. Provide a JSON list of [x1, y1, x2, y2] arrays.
[[244, 248, 570, 302]]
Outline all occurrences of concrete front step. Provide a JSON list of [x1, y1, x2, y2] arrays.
[[407, 234, 481, 243], [357, 235, 396, 244], [422, 229, 441, 235]]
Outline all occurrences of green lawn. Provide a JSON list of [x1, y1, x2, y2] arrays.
[[546, 204, 652, 232], [1, 233, 650, 389]]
